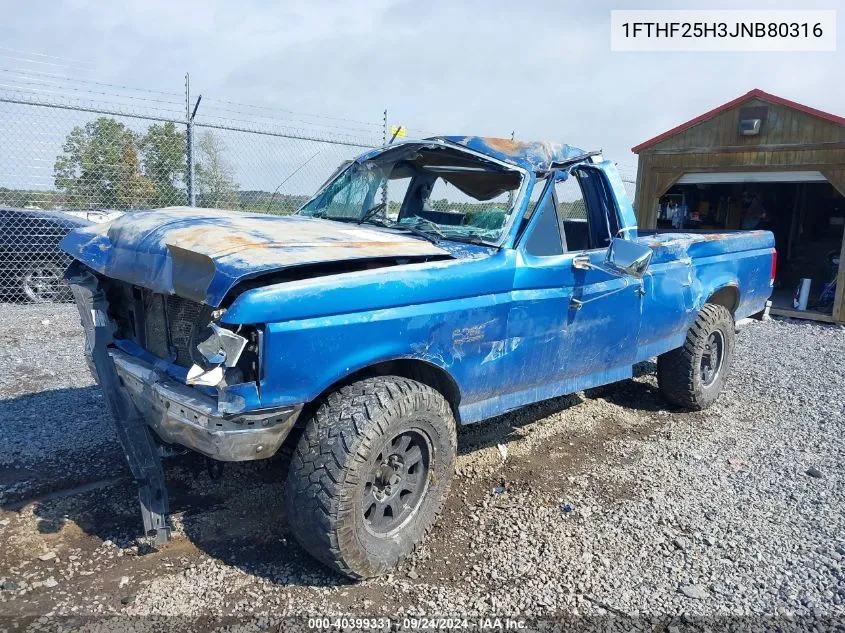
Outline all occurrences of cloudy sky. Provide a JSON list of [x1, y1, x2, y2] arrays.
[[1, 0, 842, 186]]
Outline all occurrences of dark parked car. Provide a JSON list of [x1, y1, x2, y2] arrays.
[[0, 207, 92, 302]]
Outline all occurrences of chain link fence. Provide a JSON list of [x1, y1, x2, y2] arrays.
[[0, 75, 384, 302], [0, 73, 637, 304]]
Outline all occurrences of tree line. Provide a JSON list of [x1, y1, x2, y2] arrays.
[[51, 117, 240, 210]]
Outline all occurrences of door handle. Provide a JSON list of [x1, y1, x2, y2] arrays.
[[572, 254, 592, 271]]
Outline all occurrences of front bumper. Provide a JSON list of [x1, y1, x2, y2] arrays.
[[109, 348, 302, 461]]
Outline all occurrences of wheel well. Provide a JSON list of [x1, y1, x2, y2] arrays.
[[306, 359, 462, 423], [705, 285, 740, 315]]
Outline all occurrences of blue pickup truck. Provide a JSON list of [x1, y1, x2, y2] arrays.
[[61, 136, 775, 578]]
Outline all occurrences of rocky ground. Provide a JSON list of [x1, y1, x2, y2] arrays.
[[0, 303, 843, 631]]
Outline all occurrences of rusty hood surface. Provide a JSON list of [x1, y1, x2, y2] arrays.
[[60, 207, 450, 306]]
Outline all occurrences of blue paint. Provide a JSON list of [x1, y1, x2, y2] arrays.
[[62, 138, 775, 428], [60, 210, 450, 306]]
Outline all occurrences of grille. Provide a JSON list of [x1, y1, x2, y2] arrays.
[[142, 292, 170, 359], [136, 289, 211, 367], [167, 295, 208, 367]]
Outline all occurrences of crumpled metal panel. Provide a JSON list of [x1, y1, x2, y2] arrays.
[[353, 137, 587, 173], [60, 208, 449, 307], [436, 136, 587, 172]]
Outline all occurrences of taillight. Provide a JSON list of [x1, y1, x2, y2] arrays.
[[771, 249, 777, 286]]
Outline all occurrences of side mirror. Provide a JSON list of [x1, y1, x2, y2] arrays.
[[605, 237, 652, 278]]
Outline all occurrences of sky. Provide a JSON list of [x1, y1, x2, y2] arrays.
[[0, 0, 842, 190]]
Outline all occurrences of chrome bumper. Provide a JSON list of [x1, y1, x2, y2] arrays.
[[109, 349, 302, 461]]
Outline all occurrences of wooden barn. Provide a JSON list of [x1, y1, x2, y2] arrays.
[[632, 89, 845, 324]]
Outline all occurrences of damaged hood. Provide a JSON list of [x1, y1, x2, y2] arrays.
[[60, 207, 450, 306]]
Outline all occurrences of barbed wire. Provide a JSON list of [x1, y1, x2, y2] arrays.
[[0, 53, 93, 72], [197, 102, 382, 136], [0, 69, 384, 136], [0, 74, 185, 109], [0, 72, 384, 143], [193, 119, 375, 148], [0, 87, 187, 118], [0, 67, 183, 97], [200, 95, 384, 129], [0, 46, 94, 66]]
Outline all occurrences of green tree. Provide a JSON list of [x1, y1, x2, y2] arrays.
[[139, 121, 187, 207], [54, 117, 155, 209], [195, 131, 239, 208]]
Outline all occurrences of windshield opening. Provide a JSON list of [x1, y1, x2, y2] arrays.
[[297, 144, 525, 244]]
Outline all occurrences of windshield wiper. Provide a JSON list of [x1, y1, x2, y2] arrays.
[[361, 216, 441, 244], [398, 224, 441, 244], [359, 214, 494, 247], [357, 201, 386, 225], [402, 217, 445, 241], [442, 234, 491, 246]]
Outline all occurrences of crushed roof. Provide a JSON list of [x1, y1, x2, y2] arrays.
[[436, 136, 588, 172]]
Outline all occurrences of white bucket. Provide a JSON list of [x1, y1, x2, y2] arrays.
[[793, 278, 812, 311]]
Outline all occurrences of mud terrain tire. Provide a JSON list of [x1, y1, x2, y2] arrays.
[[657, 303, 735, 410], [284, 376, 456, 578]]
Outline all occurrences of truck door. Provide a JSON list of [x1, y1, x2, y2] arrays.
[[508, 166, 644, 398]]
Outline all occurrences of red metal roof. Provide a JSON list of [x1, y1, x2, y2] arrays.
[[632, 89, 845, 153]]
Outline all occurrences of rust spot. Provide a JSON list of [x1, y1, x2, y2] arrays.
[[164, 220, 446, 262], [482, 137, 531, 156], [162, 230, 446, 272]]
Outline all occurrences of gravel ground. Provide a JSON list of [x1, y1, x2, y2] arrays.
[[1, 303, 844, 630]]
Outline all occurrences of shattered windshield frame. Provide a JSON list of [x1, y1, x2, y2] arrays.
[[297, 142, 528, 246]]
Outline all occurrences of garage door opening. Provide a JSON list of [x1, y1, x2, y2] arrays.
[[657, 176, 843, 322]]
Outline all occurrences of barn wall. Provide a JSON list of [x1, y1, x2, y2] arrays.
[[633, 97, 845, 323], [634, 98, 845, 229], [644, 98, 845, 153]]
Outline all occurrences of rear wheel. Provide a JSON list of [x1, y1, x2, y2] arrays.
[[657, 304, 735, 410], [284, 376, 456, 578]]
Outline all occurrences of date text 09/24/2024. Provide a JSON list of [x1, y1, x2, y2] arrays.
[[307, 617, 527, 630]]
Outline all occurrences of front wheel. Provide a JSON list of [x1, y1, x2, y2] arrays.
[[284, 376, 456, 578], [22, 260, 71, 303], [657, 303, 735, 410]]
